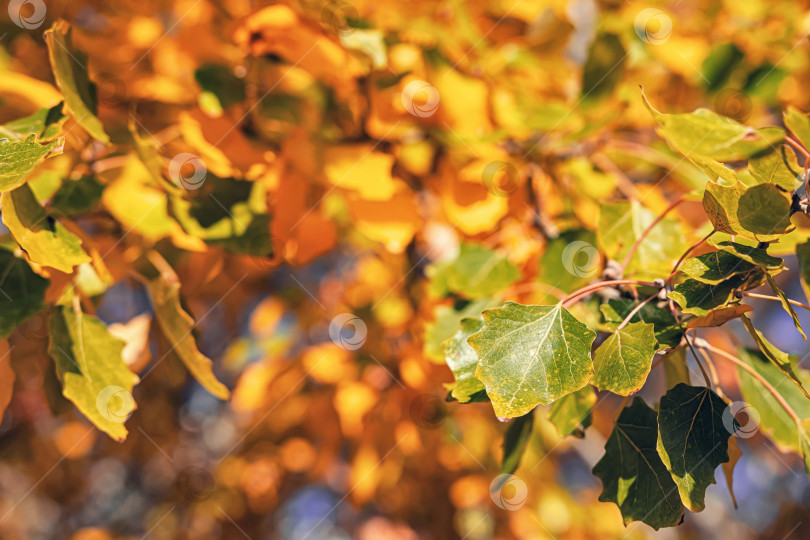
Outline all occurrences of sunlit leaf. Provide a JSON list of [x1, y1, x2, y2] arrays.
[[146, 277, 230, 399], [49, 306, 139, 441], [469, 302, 595, 418], [592, 322, 657, 395], [0, 135, 63, 192], [1, 183, 91, 273], [44, 21, 110, 144], [442, 317, 486, 403]]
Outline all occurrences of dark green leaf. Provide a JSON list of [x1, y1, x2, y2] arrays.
[[501, 411, 534, 474], [593, 398, 684, 530], [656, 384, 731, 512], [600, 298, 682, 348], [50, 175, 105, 215], [680, 250, 756, 285], [668, 272, 761, 316], [0, 249, 49, 338], [716, 241, 782, 269], [581, 33, 626, 103]]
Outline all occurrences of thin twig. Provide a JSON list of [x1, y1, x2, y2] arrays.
[[560, 279, 658, 308], [696, 339, 801, 425], [619, 195, 687, 276], [667, 229, 716, 283], [741, 292, 810, 312], [616, 293, 658, 331]]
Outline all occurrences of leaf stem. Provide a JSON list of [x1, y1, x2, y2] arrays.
[[561, 280, 658, 308], [695, 339, 801, 426], [740, 292, 810, 312], [619, 195, 687, 276], [616, 293, 658, 331], [667, 229, 716, 283], [785, 135, 810, 195]]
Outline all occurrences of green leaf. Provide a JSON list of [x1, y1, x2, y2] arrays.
[[0, 249, 49, 338], [593, 397, 684, 530], [680, 250, 757, 285], [592, 322, 657, 395], [599, 298, 682, 348], [736, 347, 810, 474], [796, 241, 810, 304], [765, 274, 806, 339], [656, 384, 731, 512], [537, 229, 598, 295], [424, 298, 497, 363], [581, 33, 626, 103], [195, 65, 247, 109], [668, 271, 762, 316], [0, 135, 63, 192], [44, 21, 110, 144], [784, 106, 810, 151], [427, 243, 519, 299], [1, 183, 91, 273], [598, 201, 684, 280], [703, 181, 792, 240], [169, 177, 272, 256], [0, 103, 66, 141], [48, 306, 139, 441], [740, 315, 810, 399], [716, 240, 783, 269], [145, 277, 230, 399], [501, 411, 534, 474], [643, 91, 784, 161], [748, 145, 802, 191], [548, 385, 595, 438], [469, 302, 595, 418], [51, 175, 105, 215], [442, 317, 486, 403]]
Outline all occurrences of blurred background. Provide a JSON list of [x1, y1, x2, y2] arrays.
[[2, 0, 810, 538]]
